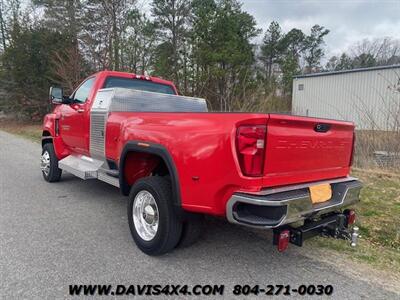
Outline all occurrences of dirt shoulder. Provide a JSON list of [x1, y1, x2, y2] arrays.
[[0, 119, 42, 142]]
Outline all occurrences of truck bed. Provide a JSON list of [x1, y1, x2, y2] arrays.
[[105, 112, 354, 214]]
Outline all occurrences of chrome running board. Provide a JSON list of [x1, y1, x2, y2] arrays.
[[58, 155, 119, 187]]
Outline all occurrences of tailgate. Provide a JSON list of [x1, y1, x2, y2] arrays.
[[263, 114, 354, 186]]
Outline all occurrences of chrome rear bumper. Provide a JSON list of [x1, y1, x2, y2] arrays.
[[226, 177, 362, 228]]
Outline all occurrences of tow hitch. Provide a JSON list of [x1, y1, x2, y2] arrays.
[[273, 210, 358, 252]]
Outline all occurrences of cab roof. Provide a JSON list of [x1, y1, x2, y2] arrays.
[[94, 70, 176, 89]]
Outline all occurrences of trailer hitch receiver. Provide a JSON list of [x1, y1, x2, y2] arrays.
[[273, 212, 358, 252]]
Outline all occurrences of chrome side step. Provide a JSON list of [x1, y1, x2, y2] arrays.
[[58, 155, 102, 179], [98, 171, 119, 187], [58, 155, 120, 188]]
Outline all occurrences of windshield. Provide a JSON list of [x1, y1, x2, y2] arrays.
[[104, 76, 176, 95]]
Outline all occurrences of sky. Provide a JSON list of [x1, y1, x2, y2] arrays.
[[25, 0, 400, 58], [240, 0, 400, 57]]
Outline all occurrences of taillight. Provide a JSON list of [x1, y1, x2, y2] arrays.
[[277, 230, 290, 252], [236, 125, 266, 176], [345, 209, 356, 225], [349, 132, 356, 166]]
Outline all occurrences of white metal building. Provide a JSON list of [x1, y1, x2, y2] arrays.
[[292, 65, 400, 130]]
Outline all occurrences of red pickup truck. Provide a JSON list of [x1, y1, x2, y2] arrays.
[[41, 70, 362, 255]]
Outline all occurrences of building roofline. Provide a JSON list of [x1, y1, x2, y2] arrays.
[[293, 64, 400, 79]]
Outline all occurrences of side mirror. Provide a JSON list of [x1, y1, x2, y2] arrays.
[[49, 86, 71, 104], [49, 86, 63, 104]]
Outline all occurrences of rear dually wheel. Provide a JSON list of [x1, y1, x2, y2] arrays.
[[128, 176, 182, 255]]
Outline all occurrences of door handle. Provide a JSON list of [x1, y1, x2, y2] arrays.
[[76, 108, 84, 113]]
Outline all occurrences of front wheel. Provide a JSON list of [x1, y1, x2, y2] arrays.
[[128, 176, 182, 255], [41, 143, 62, 182]]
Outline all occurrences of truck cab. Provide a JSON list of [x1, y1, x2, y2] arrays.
[[43, 71, 178, 157]]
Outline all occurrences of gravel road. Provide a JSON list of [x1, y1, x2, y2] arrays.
[[0, 130, 398, 299]]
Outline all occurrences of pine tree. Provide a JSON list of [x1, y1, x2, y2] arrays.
[[261, 21, 282, 81], [303, 24, 329, 73], [151, 0, 192, 88]]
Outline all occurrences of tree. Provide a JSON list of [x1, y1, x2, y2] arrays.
[[325, 38, 400, 72], [1, 0, 399, 119], [98, 0, 136, 70], [280, 28, 305, 63], [351, 38, 399, 65], [152, 41, 174, 79], [191, 0, 260, 110], [32, 0, 88, 92], [0, 0, 21, 53], [325, 55, 338, 71], [191, 0, 217, 95], [121, 9, 158, 74], [50, 47, 90, 92], [352, 53, 376, 68], [277, 28, 305, 95], [260, 21, 282, 89], [2, 25, 71, 118], [151, 0, 192, 88], [0, 0, 9, 52], [303, 24, 329, 73], [32, 0, 82, 47], [81, 0, 136, 70], [280, 53, 299, 95], [336, 53, 353, 70]]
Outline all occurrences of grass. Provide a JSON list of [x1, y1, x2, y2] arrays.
[[1, 120, 399, 273], [309, 170, 400, 274], [0, 119, 42, 142], [354, 129, 400, 171]]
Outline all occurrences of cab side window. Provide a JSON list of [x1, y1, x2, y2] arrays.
[[73, 77, 95, 103]]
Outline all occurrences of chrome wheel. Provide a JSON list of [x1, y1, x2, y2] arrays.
[[41, 151, 51, 176], [133, 190, 159, 241]]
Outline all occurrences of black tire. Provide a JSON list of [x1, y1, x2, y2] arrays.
[[177, 213, 204, 248], [128, 176, 182, 255], [41, 143, 62, 182]]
